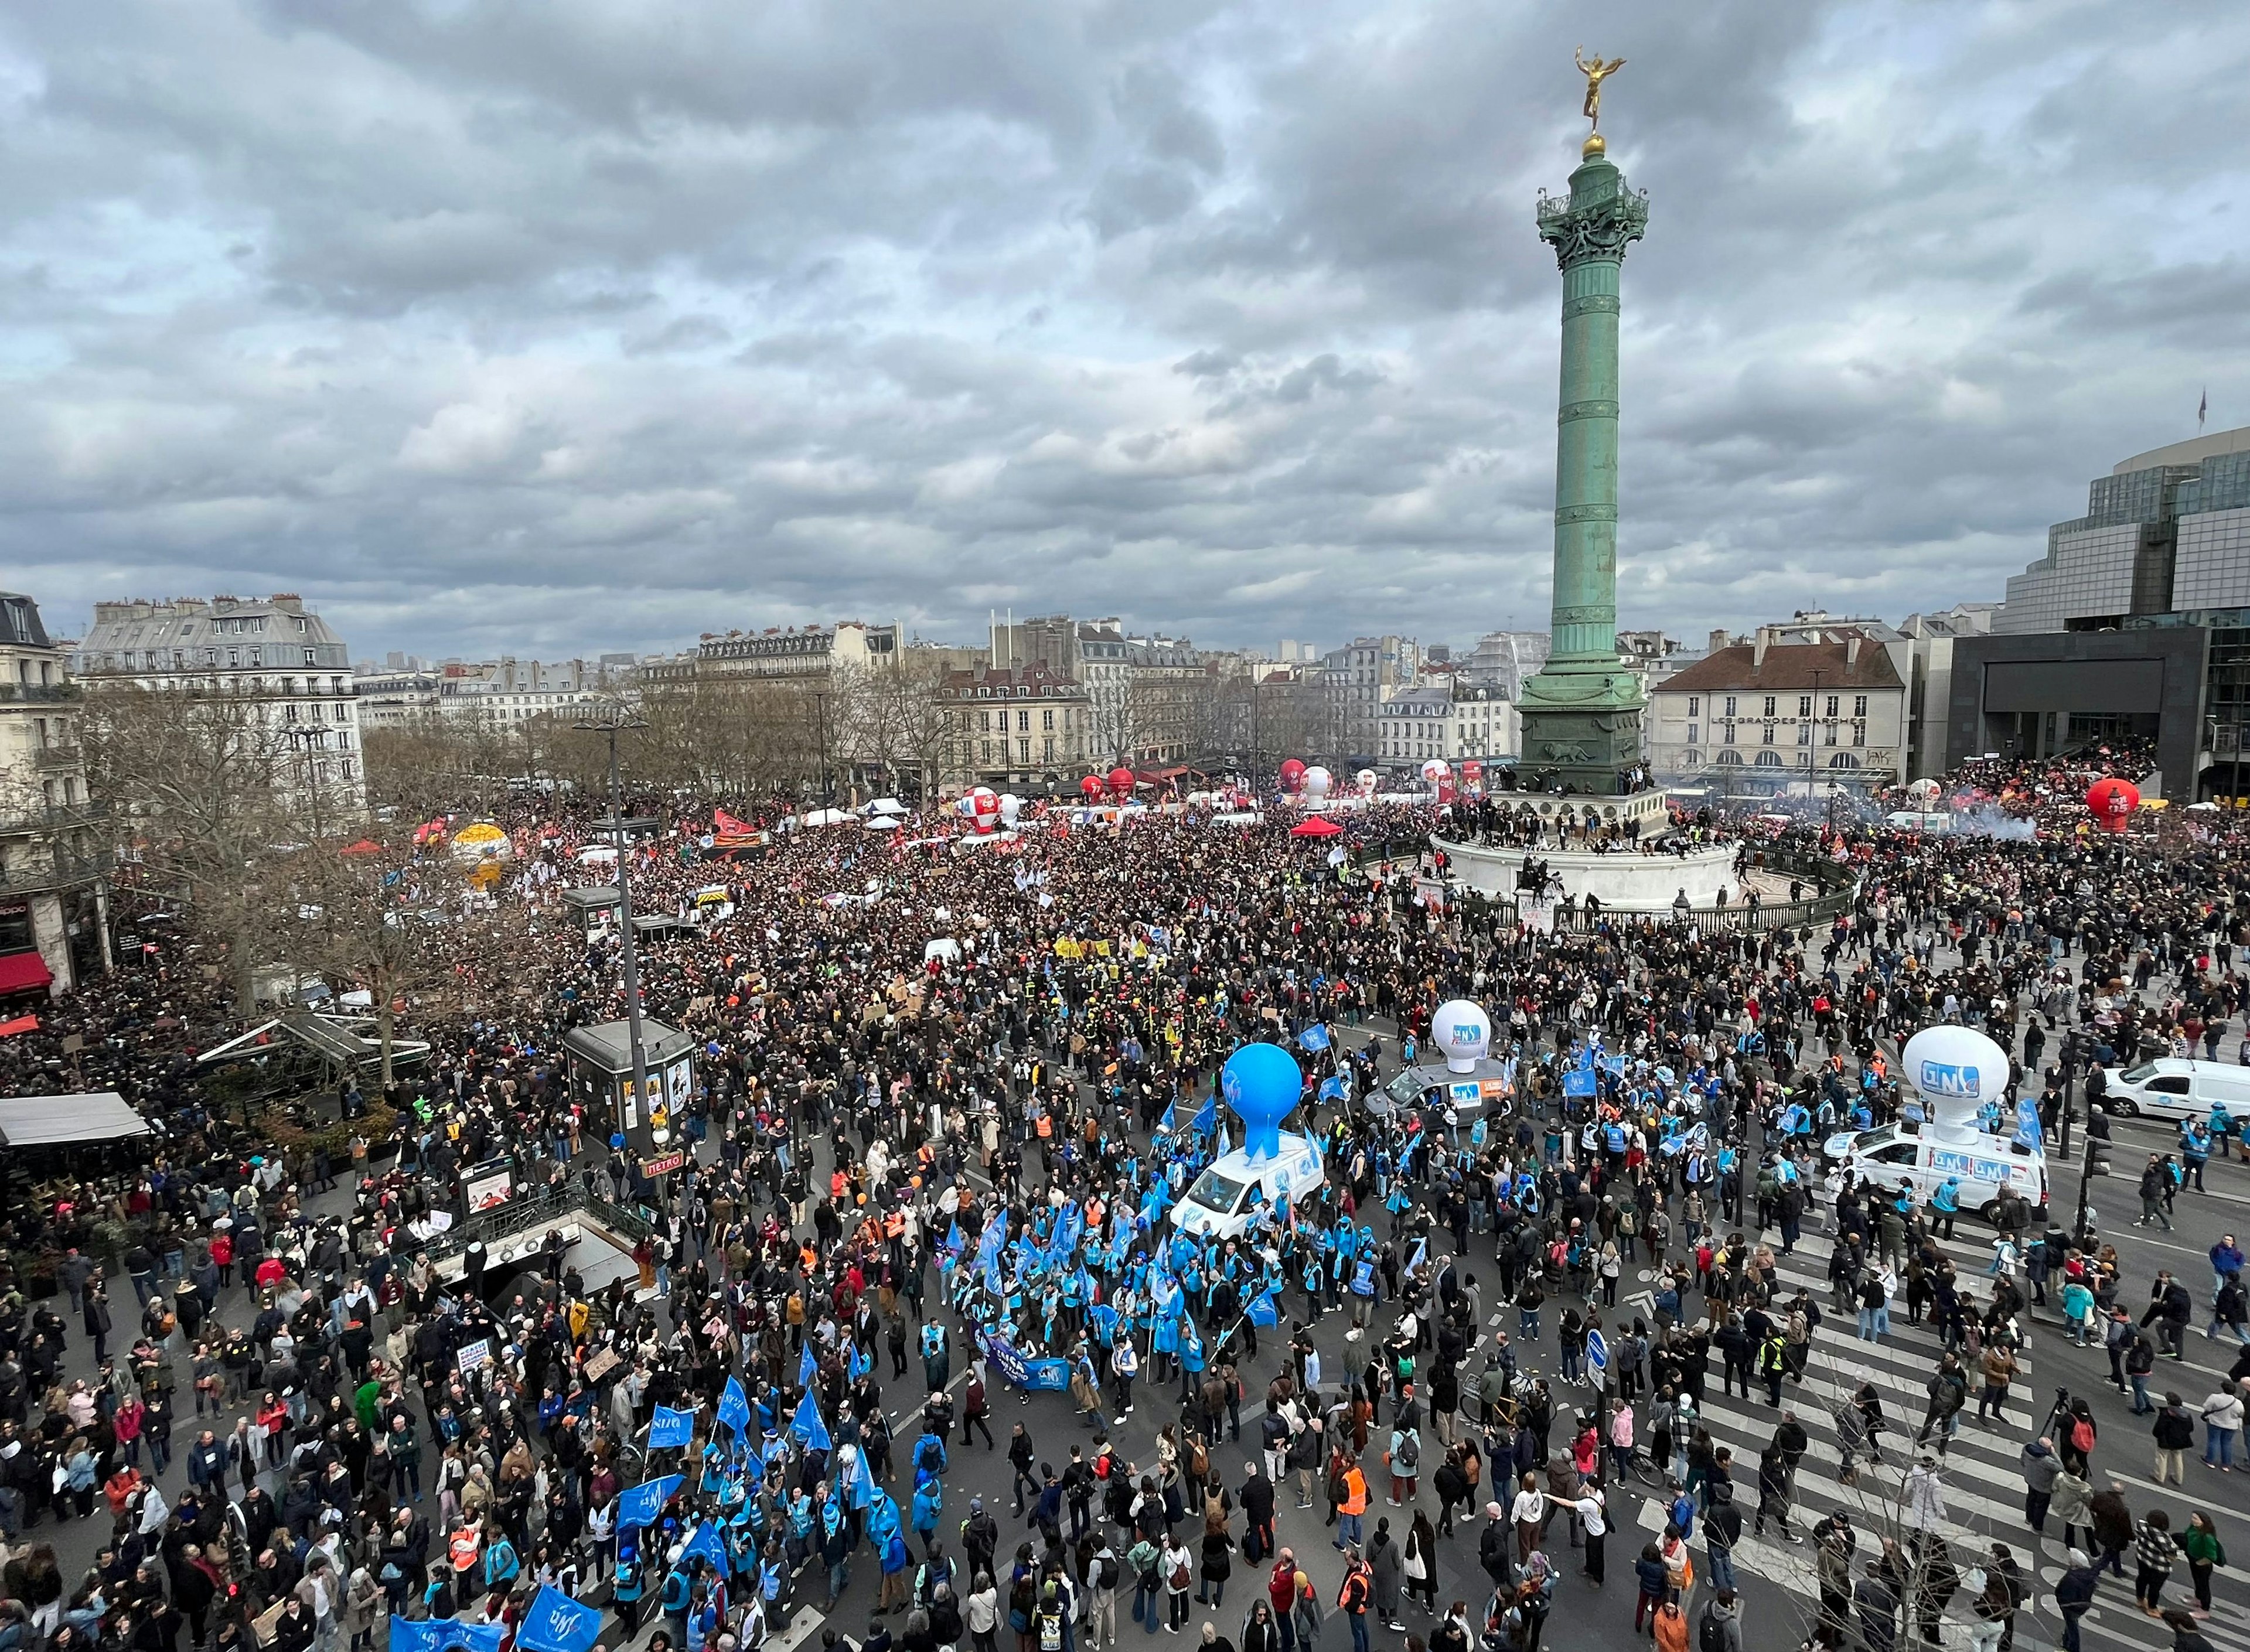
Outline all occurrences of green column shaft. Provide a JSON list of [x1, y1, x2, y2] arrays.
[[1552, 254, 1621, 661], [1515, 144, 1648, 797]]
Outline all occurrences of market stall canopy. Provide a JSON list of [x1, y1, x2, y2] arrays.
[[0, 1092, 154, 1148], [1289, 817, 1344, 838], [798, 808, 855, 828], [865, 798, 908, 815]]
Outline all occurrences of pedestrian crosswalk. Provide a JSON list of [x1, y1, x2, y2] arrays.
[[1575, 1224, 2250, 1652]]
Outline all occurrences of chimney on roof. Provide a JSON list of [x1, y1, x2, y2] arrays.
[[1753, 627, 1770, 672], [1708, 628, 1728, 654]]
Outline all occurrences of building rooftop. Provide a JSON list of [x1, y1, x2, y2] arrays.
[[0, 595, 52, 649], [1659, 639, 1904, 695], [2115, 424, 2250, 475]]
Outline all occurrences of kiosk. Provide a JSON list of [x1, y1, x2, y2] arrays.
[[561, 1018, 698, 1170]]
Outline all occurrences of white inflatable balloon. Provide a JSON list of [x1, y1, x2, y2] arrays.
[[998, 793, 1023, 824], [1420, 758, 1452, 784], [1430, 999, 1492, 1074], [1900, 1025, 2010, 1131], [1906, 777, 1941, 805], [1302, 766, 1333, 799], [1355, 769, 1378, 796]]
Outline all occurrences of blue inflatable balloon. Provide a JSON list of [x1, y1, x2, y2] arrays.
[[1222, 1042, 1302, 1161]]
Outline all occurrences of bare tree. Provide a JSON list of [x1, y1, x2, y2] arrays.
[[80, 682, 295, 1008], [273, 830, 526, 1086]]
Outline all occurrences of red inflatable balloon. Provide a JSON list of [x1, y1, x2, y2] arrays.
[[1079, 774, 1104, 800], [1279, 759, 1307, 792], [1107, 766, 1136, 798], [2086, 776, 2139, 831]]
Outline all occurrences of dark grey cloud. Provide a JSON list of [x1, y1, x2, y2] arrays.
[[0, 0, 2244, 664]]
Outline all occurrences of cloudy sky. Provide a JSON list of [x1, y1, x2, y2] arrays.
[[1, 0, 2244, 662]]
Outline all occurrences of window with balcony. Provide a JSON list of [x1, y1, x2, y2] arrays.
[[1687, 697, 1700, 717], [1825, 695, 1839, 719], [1853, 695, 1868, 718], [1853, 721, 1867, 746], [1722, 722, 1736, 745], [1686, 723, 1699, 744], [1796, 722, 1811, 745], [1762, 723, 1775, 745]]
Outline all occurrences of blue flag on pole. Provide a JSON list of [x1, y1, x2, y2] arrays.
[[1300, 1023, 1331, 1052], [1318, 1074, 1346, 1101], [649, 1407, 695, 1450], [1190, 1094, 1216, 1136], [848, 1342, 869, 1383], [791, 1388, 831, 1453], [616, 1475, 683, 1531], [390, 1623, 507, 1652], [718, 1375, 751, 1436], [516, 1588, 604, 1652], [1248, 1289, 1279, 1327], [847, 1440, 878, 1509], [797, 1339, 817, 1387], [678, 1520, 729, 1576]]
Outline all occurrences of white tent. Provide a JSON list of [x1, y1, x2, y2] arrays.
[[865, 798, 908, 816], [0, 1093, 154, 1148], [799, 808, 855, 828], [862, 815, 902, 831]]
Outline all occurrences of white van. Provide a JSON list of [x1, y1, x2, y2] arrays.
[[1174, 1138, 1327, 1242], [2099, 1057, 2250, 1124], [1821, 1123, 2048, 1221]]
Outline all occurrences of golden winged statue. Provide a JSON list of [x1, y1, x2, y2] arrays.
[[1575, 47, 1625, 128]]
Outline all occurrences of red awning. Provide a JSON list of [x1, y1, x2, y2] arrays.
[[1290, 817, 1344, 838], [0, 951, 52, 997]]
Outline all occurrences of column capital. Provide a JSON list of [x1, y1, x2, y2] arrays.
[[1536, 159, 1649, 271]]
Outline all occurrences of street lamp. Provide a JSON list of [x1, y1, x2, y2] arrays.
[[574, 705, 659, 1162]]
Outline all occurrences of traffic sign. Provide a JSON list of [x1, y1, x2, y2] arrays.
[[1585, 1329, 1608, 1373]]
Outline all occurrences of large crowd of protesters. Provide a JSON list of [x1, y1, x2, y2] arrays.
[[0, 741, 2244, 1652]]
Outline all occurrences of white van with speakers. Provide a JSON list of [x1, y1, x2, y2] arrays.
[[1821, 1122, 2049, 1221]]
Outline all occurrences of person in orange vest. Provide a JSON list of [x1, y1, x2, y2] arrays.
[[1335, 1554, 1373, 1652], [1335, 1459, 1370, 1551]]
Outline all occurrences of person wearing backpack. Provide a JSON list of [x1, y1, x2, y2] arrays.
[[1162, 1534, 1194, 1632], [1695, 1590, 1742, 1652], [1127, 1534, 1162, 1631], [1084, 1540, 1120, 1651], [1386, 1426, 1421, 1506]]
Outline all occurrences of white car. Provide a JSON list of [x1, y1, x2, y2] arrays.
[[2100, 1058, 2250, 1123], [1174, 1138, 1327, 1241]]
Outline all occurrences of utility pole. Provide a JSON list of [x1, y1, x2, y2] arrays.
[[575, 704, 660, 1204]]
